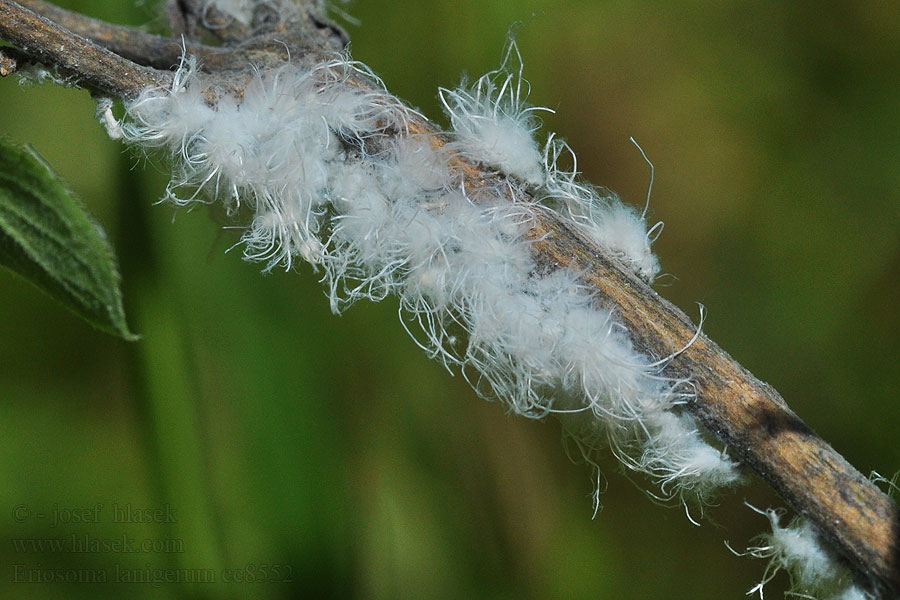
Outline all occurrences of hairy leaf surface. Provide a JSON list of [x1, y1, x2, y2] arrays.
[[0, 139, 136, 340]]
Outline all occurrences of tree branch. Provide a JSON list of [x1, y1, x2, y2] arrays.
[[13, 0, 196, 68], [1, 1, 897, 596], [526, 205, 900, 597], [0, 0, 167, 97]]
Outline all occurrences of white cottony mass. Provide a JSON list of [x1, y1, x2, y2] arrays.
[[107, 19, 868, 597], [121, 42, 731, 500]]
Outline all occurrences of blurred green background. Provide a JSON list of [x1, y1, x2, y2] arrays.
[[1, 1, 898, 598]]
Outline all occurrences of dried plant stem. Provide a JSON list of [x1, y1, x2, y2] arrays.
[[1, 0, 897, 596], [0, 0, 166, 96]]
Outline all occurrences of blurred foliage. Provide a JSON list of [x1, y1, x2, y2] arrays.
[[0, 1, 897, 598]]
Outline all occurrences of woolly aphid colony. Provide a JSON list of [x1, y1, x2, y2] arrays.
[[107, 2, 869, 597]]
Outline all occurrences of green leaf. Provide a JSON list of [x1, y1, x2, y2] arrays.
[[0, 139, 137, 340]]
